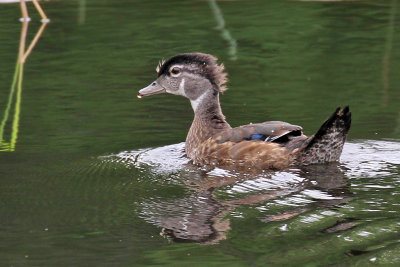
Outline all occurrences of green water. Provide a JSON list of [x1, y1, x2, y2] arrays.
[[0, 0, 400, 265]]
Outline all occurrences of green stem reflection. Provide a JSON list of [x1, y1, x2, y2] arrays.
[[11, 63, 24, 150], [0, 62, 21, 151], [0, 4, 49, 151], [208, 0, 237, 61]]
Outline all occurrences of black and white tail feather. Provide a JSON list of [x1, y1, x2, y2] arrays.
[[299, 106, 351, 164]]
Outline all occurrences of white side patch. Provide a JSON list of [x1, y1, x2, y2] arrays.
[[190, 91, 207, 112]]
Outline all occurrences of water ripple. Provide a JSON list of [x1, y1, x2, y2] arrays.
[[97, 139, 400, 244], [341, 140, 400, 178], [100, 142, 188, 174]]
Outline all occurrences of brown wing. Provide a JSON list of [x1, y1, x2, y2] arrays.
[[215, 121, 304, 144]]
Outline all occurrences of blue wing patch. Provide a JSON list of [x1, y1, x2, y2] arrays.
[[246, 132, 267, 141]]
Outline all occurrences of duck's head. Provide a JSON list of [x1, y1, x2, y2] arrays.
[[138, 53, 227, 111]]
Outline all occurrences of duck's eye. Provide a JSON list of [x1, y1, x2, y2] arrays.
[[170, 67, 181, 76]]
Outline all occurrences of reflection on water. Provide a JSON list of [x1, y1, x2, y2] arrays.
[[0, 0, 48, 151], [209, 0, 237, 61], [0, 23, 48, 151], [141, 189, 228, 244], [103, 139, 398, 244], [0, 0, 400, 265], [381, 0, 397, 106]]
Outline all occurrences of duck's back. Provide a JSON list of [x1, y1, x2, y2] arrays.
[[189, 107, 351, 170], [190, 121, 307, 169]]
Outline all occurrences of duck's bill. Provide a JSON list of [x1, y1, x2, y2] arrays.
[[137, 81, 165, 98]]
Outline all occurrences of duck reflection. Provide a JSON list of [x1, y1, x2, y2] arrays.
[[142, 189, 227, 244], [140, 163, 352, 245], [0, 1, 49, 151]]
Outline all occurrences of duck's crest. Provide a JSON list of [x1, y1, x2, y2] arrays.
[[156, 59, 165, 73], [157, 52, 228, 93]]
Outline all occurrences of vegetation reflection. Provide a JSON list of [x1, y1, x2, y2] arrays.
[[0, 0, 49, 151]]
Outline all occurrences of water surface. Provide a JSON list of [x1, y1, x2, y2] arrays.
[[0, 0, 399, 265]]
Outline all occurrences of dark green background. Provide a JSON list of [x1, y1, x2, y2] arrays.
[[0, 0, 399, 265]]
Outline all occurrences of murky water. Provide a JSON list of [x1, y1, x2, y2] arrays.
[[0, 0, 399, 265]]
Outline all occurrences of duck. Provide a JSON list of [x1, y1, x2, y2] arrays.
[[137, 53, 351, 170]]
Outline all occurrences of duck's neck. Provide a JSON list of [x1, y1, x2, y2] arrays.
[[186, 90, 231, 157]]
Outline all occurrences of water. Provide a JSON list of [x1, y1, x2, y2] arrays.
[[0, 0, 399, 265]]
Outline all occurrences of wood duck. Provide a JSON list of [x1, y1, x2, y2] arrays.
[[138, 53, 351, 170]]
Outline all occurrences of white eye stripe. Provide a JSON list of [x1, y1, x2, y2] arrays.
[[168, 65, 204, 77], [175, 71, 200, 80]]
